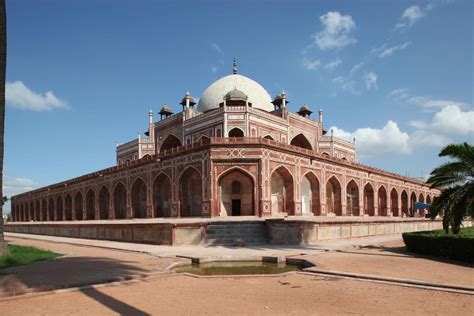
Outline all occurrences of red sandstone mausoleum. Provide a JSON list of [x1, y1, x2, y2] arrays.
[[10, 61, 439, 224]]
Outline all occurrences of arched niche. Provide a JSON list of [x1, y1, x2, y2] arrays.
[[270, 167, 294, 215], [346, 180, 360, 216], [160, 134, 182, 153], [228, 128, 244, 138], [290, 134, 313, 150], [219, 169, 254, 216], [153, 173, 172, 217], [132, 178, 148, 218], [114, 182, 127, 219], [179, 167, 202, 217], [301, 172, 320, 215], [326, 176, 342, 216]]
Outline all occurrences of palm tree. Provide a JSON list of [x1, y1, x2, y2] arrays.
[[0, 0, 6, 254], [427, 143, 474, 234]]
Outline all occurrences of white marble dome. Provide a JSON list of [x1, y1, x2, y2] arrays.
[[197, 74, 274, 112]]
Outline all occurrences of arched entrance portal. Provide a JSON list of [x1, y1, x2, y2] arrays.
[[290, 134, 313, 150], [153, 174, 172, 217], [74, 193, 83, 220], [228, 128, 244, 138], [160, 135, 181, 153], [364, 183, 375, 216], [346, 180, 359, 216], [390, 189, 399, 216], [86, 190, 95, 220], [410, 192, 417, 217], [179, 167, 202, 217], [132, 178, 148, 218], [219, 169, 254, 216], [378, 186, 388, 216], [65, 195, 72, 220], [48, 198, 54, 221], [56, 196, 63, 221], [326, 177, 342, 216], [270, 167, 294, 215], [301, 173, 320, 215]]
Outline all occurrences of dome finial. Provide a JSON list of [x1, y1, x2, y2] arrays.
[[233, 57, 238, 74]]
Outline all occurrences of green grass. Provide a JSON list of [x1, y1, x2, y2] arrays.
[[403, 226, 474, 263], [0, 244, 61, 269]]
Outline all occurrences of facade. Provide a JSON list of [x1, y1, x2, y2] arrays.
[[10, 63, 439, 223]]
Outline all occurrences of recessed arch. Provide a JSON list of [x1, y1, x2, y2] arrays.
[[113, 182, 127, 219], [390, 188, 399, 216], [418, 193, 425, 216], [270, 166, 294, 215], [56, 196, 63, 221], [426, 195, 432, 204], [263, 134, 275, 141], [410, 192, 417, 217], [326, 176, 342, 216], [35, 200, 40, 221], [301, 171, 320, 215], [321, 152, 330, 158], [401, 190, 408, 216], [179, 167, 202, 217], [363, 183, 375, 216], [98, 186, 110, 220], [228, 127, 244, 138], [48, 197, 55, 221], [86, 189, 95, 220], [378, 185, 388, 216], [153, 173, 172, 217], [29, 202, 34, 221], [65, 194, 73, 220], [160, 134, 182, 153], [290, 133, 313, 150], [132, 177, 148, 218], [218, 168, 255, 216], [346, 179, 360, 216], [41, 199, 47, 221], [74, 192, 83, 220]]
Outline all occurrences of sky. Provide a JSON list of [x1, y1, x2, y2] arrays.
[[3, 0, 473, 213]]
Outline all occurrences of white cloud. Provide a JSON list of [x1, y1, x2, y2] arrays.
[[408, 120, 428, 129], [389, 88, 470, 110], [303, 58, 321, 70], [332, 76, 360, 95], [431, 105, 474, 135], [395, 5, 432, 30], [330, 121, 410, 158], [2, 176, 39, 213], [371, 42, 412, 58], [6, 81, 69, 111], [313, 11, 357, 50], [210, 43, 223, 55], [364, 72, 377, 90], [324, 58, 342, 70], [350, 62, 363, 75]]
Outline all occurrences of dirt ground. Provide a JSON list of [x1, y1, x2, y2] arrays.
[[0, 235, 472, 315], [302, 239, 474, 287], [1, 274, 472, 315]]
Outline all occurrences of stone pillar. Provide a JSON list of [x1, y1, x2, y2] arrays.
[[374, 190, 379, 216], [82, 191, 87, 221], [146, 174, 153, 218], [62, 197, 67, 221], [71, 196, 76, 221], [94, 189, 100, 220], [126, 188, 133, 219], [359, 188, 365, 216], [341, 178, 347, 216], [108, 189, 114, 219]]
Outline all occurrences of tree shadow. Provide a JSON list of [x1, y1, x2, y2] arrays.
[[0, 256, 149, 297], [81, 287, 150, 315]]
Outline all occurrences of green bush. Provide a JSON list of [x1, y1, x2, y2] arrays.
[[402, 227, 474, 263]]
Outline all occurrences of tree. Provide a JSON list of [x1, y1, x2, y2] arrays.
[[0, 0, 6, 254], [426, 143, 474, 234]]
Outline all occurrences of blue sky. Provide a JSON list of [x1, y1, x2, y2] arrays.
[[3, 0, 473, 212]]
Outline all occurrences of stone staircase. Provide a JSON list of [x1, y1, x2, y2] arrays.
[[204, 221, 268, 245]]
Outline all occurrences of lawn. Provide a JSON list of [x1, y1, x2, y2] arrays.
[[0, 244, 61, 269]]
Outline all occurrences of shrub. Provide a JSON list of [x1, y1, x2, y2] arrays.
[[402, 227, 474, 263]]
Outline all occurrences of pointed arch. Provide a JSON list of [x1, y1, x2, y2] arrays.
[[326, 176, 342, 216], [301, 171, 320, 215], [218, 168, 255, 216], [263, 135, 275, 141], [35, 200, 40, 221], [426, 195, 432, 204], [418, 193, 425, 216], [99, 186, 110, 220], [346, 179, 360, 216], [20, 204, 24, 222], [153, 173, 172, 217], [74, 192, 83, 220], [65, 194, 73, 220], [378, 185, 388, 216], [390, 188, 399, 216], [29, 202, 34, 221], [179, 167, 202, 217], [410, 192, 417, 217], [401, 190, 408, 216], [113, 182, 127, 219], [132, 177, 148, 218], [228, 127, 244, 138], [363, 183, 375, 216], [56, 196, 63, 221], [48, 197, 55, 221], [160, 134, 182, 153], [290, 133, 313, 150], [41, 199, 47, 221], [270, 166, 294, 215], [86, 189, 95, 220]]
